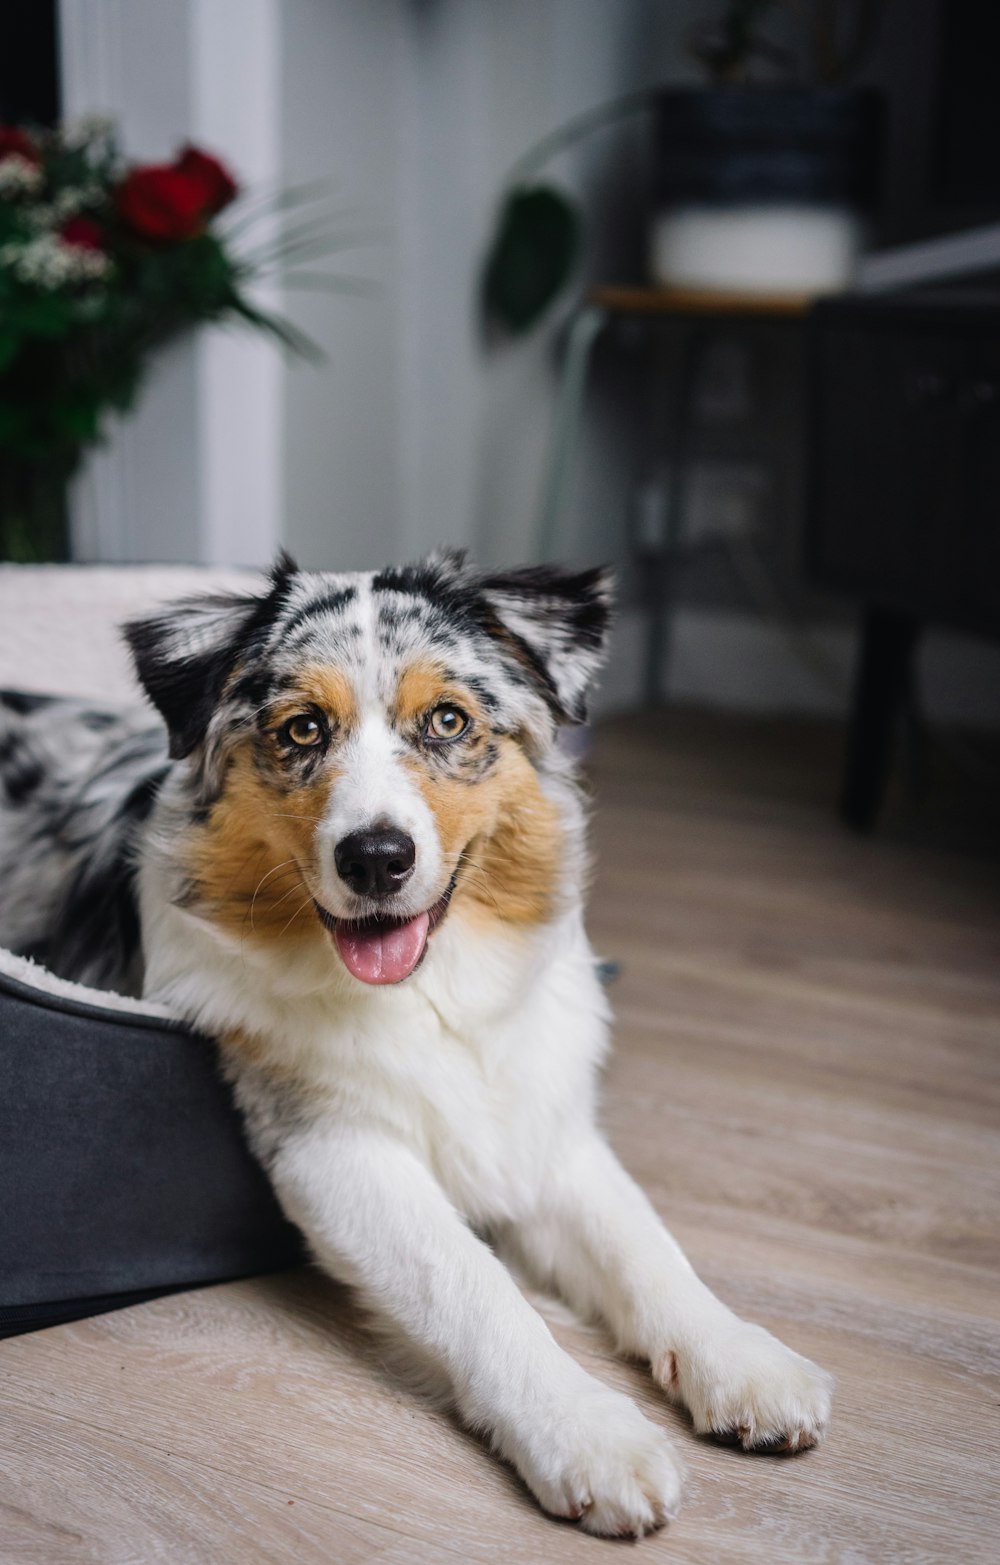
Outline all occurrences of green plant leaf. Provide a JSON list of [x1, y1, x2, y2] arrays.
[[15, 295, 76, 339], [482, 185, 581, 336]]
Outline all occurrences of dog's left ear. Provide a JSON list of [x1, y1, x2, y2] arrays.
[[124, 553, 298, 759], [475, 563, 614, 723]]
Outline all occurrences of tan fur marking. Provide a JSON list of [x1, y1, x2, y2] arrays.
[[405, 739, 563, 927], [395, 660, 563, 925], [187, 663, 359, 949], [465, 748, 563, 925], [275, 664, 358, 732], [392, 662, 563, 927], [185, 748, 334, 949], [392, 661, 456, 728]]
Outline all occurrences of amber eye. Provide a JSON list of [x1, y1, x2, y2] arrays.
[[426, 705, 468, 742], [282, 713, 324, 748]]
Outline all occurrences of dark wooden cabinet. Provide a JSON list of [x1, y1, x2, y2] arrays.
[[807, 291, 1000, 827]]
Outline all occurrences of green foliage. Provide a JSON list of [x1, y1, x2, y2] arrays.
[[481, 186, 581, 337]]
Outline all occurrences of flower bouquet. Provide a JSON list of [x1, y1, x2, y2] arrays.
[[0, 120, 303, 562]]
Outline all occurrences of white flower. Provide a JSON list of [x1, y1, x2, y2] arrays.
[[53, 188, 87, 219], [25, 203, 57, 231], [35, 185, 107, 223], [0, 155, 43, 198], [60, 114, 115, 154], [0, 232, 112, 288]]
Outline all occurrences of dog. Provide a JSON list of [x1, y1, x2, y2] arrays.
[[0, 552, 831, 1537]]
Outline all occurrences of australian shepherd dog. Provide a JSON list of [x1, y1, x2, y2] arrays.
[[0, 552, 830, 1536]]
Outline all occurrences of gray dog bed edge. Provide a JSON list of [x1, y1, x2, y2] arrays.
[[0, 949, 305, 1338]]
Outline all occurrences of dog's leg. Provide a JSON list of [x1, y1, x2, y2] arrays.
[[505, 1133, 832, 1453], [269, 1121, 682, 1536]]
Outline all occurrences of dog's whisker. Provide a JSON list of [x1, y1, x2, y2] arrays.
[[277, 892, 316, 939], [236, 875, 302, 942], [232, 861, 300, 920], [221, 842, 273, 906], [266, 876, 312, 915], [249, 857, 300, 932], [453, 862, 504, 916]]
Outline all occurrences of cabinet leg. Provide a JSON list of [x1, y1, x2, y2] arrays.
[[840, 607, 921, 832], [643, 325, 709, 706]]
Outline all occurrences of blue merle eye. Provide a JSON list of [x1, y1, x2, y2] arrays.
[[425, 705, 468, 742], [282, 713, 324, 748]]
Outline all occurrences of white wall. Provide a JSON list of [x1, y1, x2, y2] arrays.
[[277, 0, 407, 572], [60, 0, 201, 563], [191, 0, 283, 566], [61, 0, 283, 567]]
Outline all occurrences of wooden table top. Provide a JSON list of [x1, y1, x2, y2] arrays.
[[591, 284, 817, 318]]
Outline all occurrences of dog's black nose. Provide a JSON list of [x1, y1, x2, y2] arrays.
[[335, 827, 416, 898]]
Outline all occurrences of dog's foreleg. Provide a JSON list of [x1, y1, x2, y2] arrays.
[[269, 1121, 682, 1536], [506, 1133, 832, 1453]]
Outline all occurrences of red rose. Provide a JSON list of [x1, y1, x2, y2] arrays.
[[115, 163, 210, 241], [0, 126, 40, 165], [175, 145, 238, 215], [115, 145, 239, 241], [60, 215, 104, 250]]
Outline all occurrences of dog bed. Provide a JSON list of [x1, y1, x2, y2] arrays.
[[0, 946, 305, 1338], [0, 565, 305, 1339]]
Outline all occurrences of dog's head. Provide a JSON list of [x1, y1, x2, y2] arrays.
[[125, 552, 612, 986]]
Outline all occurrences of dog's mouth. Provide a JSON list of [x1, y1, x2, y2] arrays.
[[314, 875, 457, 986]]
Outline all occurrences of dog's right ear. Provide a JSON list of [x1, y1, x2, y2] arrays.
[[123, 554, 298, 760]]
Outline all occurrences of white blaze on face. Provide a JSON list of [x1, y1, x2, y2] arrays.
[[316, 708, 443, 920]]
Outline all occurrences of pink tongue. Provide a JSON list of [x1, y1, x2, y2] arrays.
[[334, 911, 430, 985]]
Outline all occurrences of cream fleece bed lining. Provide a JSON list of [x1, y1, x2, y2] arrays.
[[0, 943, 181, 1026]]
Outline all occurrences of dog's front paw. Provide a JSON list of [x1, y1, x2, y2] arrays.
[[658, 1319, 832, 1454], [505, 1383, 683, 1538]]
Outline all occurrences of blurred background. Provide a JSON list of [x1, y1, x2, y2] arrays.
[[2, 0, 1000, 821]]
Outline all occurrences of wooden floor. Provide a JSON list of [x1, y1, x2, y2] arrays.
[[4, 711, 999, 1565]]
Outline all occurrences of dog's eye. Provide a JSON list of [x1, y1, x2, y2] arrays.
[[425, 705, 468, 742], [282, 713, 324, 748]]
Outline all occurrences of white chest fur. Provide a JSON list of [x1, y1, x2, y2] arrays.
[[142, 890, 610, 1227]]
